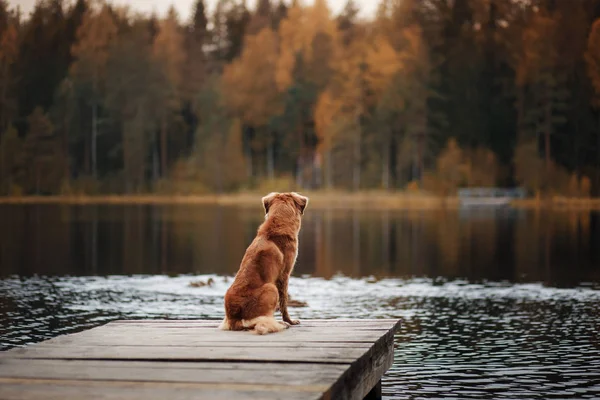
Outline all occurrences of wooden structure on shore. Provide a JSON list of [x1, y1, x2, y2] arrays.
[[0, 319, 400, 400], [458, 187, 526, 207]]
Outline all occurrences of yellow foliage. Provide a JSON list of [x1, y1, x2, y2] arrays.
[[568, 173, 580, 197], [586, 18, 600, 105], [421, 171, 444, 195], [256, 175, 297, 193], [463, 147, 498, 187], [222, 28, 281, 126], [580, 175, 592, 197], [406, 180, 420, 192], [365, 35, 403, 101], [436, 138, 464, 193], [70, 6, 118, 83], [153, 8, 187, 104], [314, 89, 343, 152], [514, 141, 546, 192], [0, 23, 18, 66], [517, 12, 558, 87], [276, 2, 338, 91]]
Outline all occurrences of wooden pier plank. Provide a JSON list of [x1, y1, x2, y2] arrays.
[[3, 344, 373, 363], [0, 359, 348, 386], [0, 379, 323, 400], [0, 319, 400, 400]]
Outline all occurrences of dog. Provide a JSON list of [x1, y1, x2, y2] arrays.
[[219, 192, 308, 335]]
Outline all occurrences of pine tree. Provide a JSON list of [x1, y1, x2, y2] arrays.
[[222, 27, 281, 179], [70, 4, 117, 178], [23, 107, 64, 194], [517, 9, 568, 183], [105, 22, 161, 193], [153, 7, 186, 178], [0, 19, 17, 131], [0, 124, 22, 194]]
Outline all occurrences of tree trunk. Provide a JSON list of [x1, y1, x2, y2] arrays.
[[296, 155, 303, 188], [266, 131, 274, 180], [296, 125, 304, 188], [92, 102, 98, 179], [152, 141, 159, 182], [418, 133, 425, 182], [325, 149, 332, 190], [244, 133, 253, 179], [84, 125, 91, 176], [0, 65, 8, 131], [123, 121, 131, 194], [516, 86, 525, 141], [382, 130, 390, 190], [160, 117, 168, 178], [544, 99, 552, 179], [0, 136, 5, 194], [353, 123, 361, 192], [63, 112, 70, 184], [597, 114, 600, 193], [215, 138, 223, 194]]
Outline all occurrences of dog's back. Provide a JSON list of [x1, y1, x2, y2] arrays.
[[219, 192, 308, 335]]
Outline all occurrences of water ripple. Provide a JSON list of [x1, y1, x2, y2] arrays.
[[1, 274, 599, 399]]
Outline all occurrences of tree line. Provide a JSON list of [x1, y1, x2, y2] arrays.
[[2, 0, 600, 196]]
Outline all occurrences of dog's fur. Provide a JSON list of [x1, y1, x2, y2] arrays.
[[219, 192, 308, 335]]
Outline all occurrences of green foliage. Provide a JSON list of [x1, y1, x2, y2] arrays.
[[22, 107, 65, 194], [0, 125, 22, 194]]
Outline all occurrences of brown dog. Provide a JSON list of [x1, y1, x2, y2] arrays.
[[219, 192, 308, 335]]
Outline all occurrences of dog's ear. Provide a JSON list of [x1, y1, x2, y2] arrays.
[[291, 192, 309, 215], [262, 192, 279, 214]]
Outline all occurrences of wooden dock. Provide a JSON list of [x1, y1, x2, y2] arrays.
[[0, 319, 400, 400]]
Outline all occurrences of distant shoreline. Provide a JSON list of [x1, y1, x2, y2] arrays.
[[0, 192, 459, 209], [1, 193, 600, 210]]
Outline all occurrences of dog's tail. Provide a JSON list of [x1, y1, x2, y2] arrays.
[[218, 317, 245, 331], [242, 316, 287, 335]]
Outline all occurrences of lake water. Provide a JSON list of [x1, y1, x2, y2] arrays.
[[1, 204, 599, 399]]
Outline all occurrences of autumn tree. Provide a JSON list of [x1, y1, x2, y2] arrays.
[[105, 21, 161, 193], [247, 0, 271, 35], [514, 140, 546, 195], [585, 17, 600, 189], [70, 4, 117, 178], [517, 9, 568, 179], [222, 27, 281, 179], [15, 0, 86, 133], [23, 107, 64, 194], [436, 138, 464, 195], [275, 0, 338, 187], [153, 7, 186, 178], [0, 16, 17, 131], [0, 125, 22, 194], [185, 0, 208, 96], [193, 78, 245, 192]]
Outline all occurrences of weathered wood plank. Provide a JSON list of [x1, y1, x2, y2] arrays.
[[0, 319, 401, 400], [0, 359, 347, 387], [3, 344, 370, 363], [0, 378, 322, 400], [108, 319, 399, 326], [326, 320, 396, 400], [23, 326, 392, 343], [18, 339, 374, 349], [103, 323, 394, 331]]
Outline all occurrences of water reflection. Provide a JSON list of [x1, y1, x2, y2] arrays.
[[1, 204, 599, 287]]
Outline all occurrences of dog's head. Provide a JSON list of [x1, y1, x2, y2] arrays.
[[262, 192, 309, 220]]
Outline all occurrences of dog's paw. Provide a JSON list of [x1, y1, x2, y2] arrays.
[[288, 319, 300, 325], [279, 321, 290, 329]]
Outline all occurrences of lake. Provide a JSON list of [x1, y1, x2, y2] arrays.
[[1, 203, 599, 399]]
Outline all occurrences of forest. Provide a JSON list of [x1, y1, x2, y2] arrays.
[[1, 0, 600, 196]]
